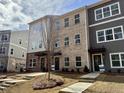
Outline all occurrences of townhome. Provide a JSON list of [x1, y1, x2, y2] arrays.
[[26, 7, 90, 72], [88, 0, 124, 72], [0, 30, 28, 72], [26, 15, 60, 72], [56, 7, 89, 72]]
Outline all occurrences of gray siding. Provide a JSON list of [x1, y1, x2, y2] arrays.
[[0, 30, 11, 71], [88, 0, 124, 25], [88, 0, 124, 72]]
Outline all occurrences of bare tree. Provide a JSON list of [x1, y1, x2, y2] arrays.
[[41, 16, 58, 80]]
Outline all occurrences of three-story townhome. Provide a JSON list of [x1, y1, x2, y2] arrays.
[[0, 30, 28, 72], [88, 0, 124, 72]]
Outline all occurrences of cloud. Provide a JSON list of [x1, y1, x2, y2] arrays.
[[0, 0, 83, 31]]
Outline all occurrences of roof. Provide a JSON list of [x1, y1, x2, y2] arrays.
[[87, 0, 111, 9], [28, 15, 59, 25]]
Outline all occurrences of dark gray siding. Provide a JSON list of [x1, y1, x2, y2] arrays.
[[88, 0, 124, 72], [88, 0, 124, 25], [0, 30, 11, 71]]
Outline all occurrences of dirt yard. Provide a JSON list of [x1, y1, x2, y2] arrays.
[[1, 73, 124, 93], [84, 73, 124, 93], [0, 72, 82, 93]]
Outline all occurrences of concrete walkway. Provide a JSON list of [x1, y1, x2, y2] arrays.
[[80, 72, 100, 79], [16, 72, 46, 77], [59, 82, 93, 93]]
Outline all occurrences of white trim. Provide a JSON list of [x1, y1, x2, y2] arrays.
[[75, 56, 82, 68], [10, 43, 27, 50], [89, 16, 124, 27], [94, 2, 121, 21], [64, 57, 70, 68], [92, 53, 103, 72], [110, 52, 124, 68], [74, 34, 80, 45], [96, 25, 124, 43]]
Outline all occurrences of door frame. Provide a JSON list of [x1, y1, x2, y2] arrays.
[[40, 57, 46, 71], [92, 53, 103, 72], [54, 56, 60, 71]]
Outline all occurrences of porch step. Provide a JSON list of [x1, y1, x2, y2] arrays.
[[0, 86, 6, 90], [79, 79, 94, 83], [1, 83, 11, 87], [80, 72, 100, 80]]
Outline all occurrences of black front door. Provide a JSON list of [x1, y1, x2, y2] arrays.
[[55, 57, 60, 71], [41, 58, 45, 72], [93, 54, 102, 71]]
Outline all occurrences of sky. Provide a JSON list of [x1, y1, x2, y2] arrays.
[[0, 0, 100, 31]]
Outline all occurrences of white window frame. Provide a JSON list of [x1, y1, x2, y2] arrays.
[[55, 38, 60, 48], [64, 57, 69, 68], [75, 14, 80, 24], [96, 25, 124, 43], [64, 37, 69, 47], [95, 2, 121, 21], [0, 47, 6, 54], [1, 34, 9, 41], [75, 56, 82, 68], [110, 52, 124, 68], [75, 34, 80, 45], [29, 59, 36, 68], [64, 18, 69, 27]]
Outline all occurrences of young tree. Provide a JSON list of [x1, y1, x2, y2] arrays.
[[41, 16, 58, 80]]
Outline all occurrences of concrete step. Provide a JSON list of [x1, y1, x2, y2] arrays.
[[59, 82, 93, 93], [79, 79, 94, 83], [0, 86, 6, 90], [1, 83, 11, 87]]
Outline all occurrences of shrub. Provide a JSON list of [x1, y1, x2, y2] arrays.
[[71, 69, 74, 72], [117, 69, 121, 73], [83, 65, 89, 73]]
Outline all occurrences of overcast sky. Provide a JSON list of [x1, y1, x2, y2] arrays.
[[0, 0, 100, 31]]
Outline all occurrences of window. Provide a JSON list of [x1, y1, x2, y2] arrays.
[[64, 37, 69, 47], [95, 2, 120, 21], [55, 39, 60, 48], [96, 26, 124, 43], [29, 59, 36, 68], [110, 53, 124, 68], [1, 34, 8, 41], [75, 14, 80, 24], [75, 34, 80, 44], [55, 20, 61, 30], [76, 56, 81, 67], [19, 39, 22, 44], [0, 47, 6, 54], [64, 57, 69, 67], [22, 52, 24, 57], [64, 18, 69, 27], [11, 49, 14, 55]]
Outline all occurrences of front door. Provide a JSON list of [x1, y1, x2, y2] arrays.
[[41, 58, 45, 72], [93, 54, 103, 71], [55, 57, 60, 71]]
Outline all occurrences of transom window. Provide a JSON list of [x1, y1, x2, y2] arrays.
[[64, 57, 69, 67], [95, 2, 120, 21], [64, 37, 69, 47], [76, 56, 82, 67], [64, 18, 69, 27], [1, 34, 9, 41], [75, 34, 80, 44], [96, 26, 124, 43], [110, 53, 124, 68], [0, 47, 6, 54], [75, 14, 80, 24], [29, 59, 36, 68]]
